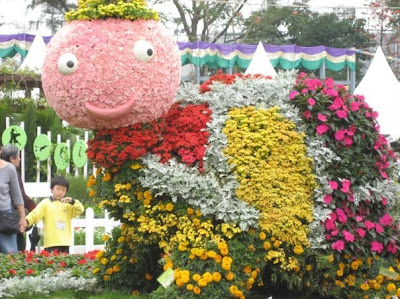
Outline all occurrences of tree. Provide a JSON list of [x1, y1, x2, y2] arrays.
[[243, 4, 373, 49], [27, 0, 76, 34]]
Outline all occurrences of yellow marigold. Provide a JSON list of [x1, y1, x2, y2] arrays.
[[198, 279, 208, 287], [193, 287, 201, 295], [259, 231, 266, 240], [187, 208, 194, 215], [132, 290, 140, 296], [106, 268, 113, 275], [225, 272, 234, 281], [328, 254, 334, 263], [166, 203, 174, 212], [387, 283, 397, 292], [92, 267, 100, 274], [131, 163, 143, 170], [367, 257, 373, 265], [214, 254, 222, 263], [102, 172, 111, 182], [293, 245, 304, 255], [360, 283, 370, 291], [229, 285, 238, 295], [248, 244, 256, 252], [186, 284, 194, 291], [195, 210, 202, 217], [113, 265, 121, 272], [117, 236, 125, 244], [89, 189, 96, 197], [116, 248, 123, 255], [203, 272, 213, 283], [212, 272, 222, 282], [100, 257, 108, 265], [243, 266, 252, 274], [222, 261, 231, 271], [396, 288, 400, 296], [251, 270, 258, 279], [336, 269, 343, 277], [192, 274, 201, 282], [263, 241, 271, 251], [372, 283, 381, 291], [377, 275, 384, 284], [220, 247, 229, 256], [145, 273, 153, 280], [110, 255, 117, 261], [351, 261, 359, 271], [306, 265, 312, 272], [96, 250, 104, 259], [207, 250, 217, 258], [103, 275, 109, 281]]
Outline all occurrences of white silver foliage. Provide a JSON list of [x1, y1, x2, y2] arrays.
[[0, 270, 96, 297], [139, 155, 259, 230]]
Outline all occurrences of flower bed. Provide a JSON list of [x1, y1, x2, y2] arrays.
[[87, 71, 400, 298]]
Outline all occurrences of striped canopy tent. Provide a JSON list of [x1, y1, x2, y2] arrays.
[[0, 34, 52, 59], [178, 41, 356, 71], [1, 34, 355, 73]]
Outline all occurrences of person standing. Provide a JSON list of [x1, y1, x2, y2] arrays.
[[1, 144, 37, 251], [0, 145, 27, 254], [26, 176, 84, 254]]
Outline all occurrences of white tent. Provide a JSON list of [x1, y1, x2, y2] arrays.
[[245, 41, 278, 78], [354, 46, 400, 140], [18, 33, 47, 74]]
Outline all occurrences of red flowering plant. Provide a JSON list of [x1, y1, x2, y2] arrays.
[[289, 73, 399, 260], [199, 70, 272, 94], [0, 250, 99, 279], [87, 103, 211, 171]]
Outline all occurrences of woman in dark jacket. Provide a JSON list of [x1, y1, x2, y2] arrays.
[[1, 144, 36, 251]]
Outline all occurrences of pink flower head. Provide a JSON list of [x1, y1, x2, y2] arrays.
[[347, 194, 354, 202], [364, 220, 375, 230], [379, 213, 392, 227], [331, 240, 345, 251], [341, 179, 351, 193], [317, 113, 327, 122], [325, 219, 336, 230], [324, 78, 334, 89], [372, 111, 379, 119], [344, 137, 353, 146], [336, 110, 348, 119], [323, 194, 333, 204], [381, 197, 388, 206], [329, 181, 339, 190], [331, 229, 339, 236], [307, 97, 316, 106], [375, 223, 384, 234], [342, 230, 354, 242], [305, 78, 322, 90], [357, 228, 366, 238], [316, 124, 329, 135], [334, 129, 346, 141], [329, 97, 344, 111], [304, 110, 312, 120], [335, 208, 347, 224], [370, 241, 384, 253], [387, 242, 398, 254], [289, 90, 299, 100], [350, 101, 361, 111]]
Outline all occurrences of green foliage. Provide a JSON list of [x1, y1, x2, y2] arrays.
[[66, 175, 92, 205]]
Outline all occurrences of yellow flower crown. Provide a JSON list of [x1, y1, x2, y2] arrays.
[[65, 0, 159, 22]]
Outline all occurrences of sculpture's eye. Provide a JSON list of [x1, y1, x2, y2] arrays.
[[58, 53, 78, 75], [133, 40, 154, 62]]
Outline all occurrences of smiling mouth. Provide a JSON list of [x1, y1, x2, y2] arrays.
[[85, 98, 136, 120]]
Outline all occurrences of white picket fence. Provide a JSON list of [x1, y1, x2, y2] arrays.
[[25, 207, 120, 254]]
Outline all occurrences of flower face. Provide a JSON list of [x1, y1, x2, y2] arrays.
[[42, 19, 181, 129]]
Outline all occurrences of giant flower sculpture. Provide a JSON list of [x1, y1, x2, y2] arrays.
[[41, 0, 400, 298]]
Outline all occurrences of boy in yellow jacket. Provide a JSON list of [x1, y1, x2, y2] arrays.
[[26, 176, 84, 253]]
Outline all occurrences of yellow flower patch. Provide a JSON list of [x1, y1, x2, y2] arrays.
[[223, 106, 317, 246]]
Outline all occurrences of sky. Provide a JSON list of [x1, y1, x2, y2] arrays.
[[0, 0, 372, 35]]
